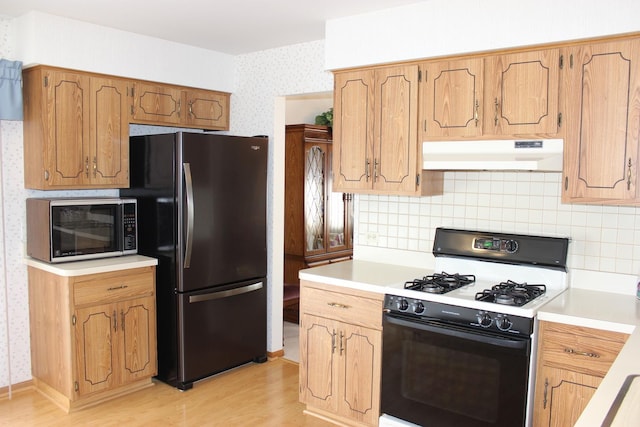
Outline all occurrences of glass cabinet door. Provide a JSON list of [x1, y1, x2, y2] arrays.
[[304, 145, 326, 254], [327, 191, 348, 252]]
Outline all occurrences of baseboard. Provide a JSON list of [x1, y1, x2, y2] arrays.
[[0, 379, 34, 400], [268, 348, 285, 358]]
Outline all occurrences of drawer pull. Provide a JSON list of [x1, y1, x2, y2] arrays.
[[564, 348, 600, 358], [107, 285, 128, 291], [327, 302, 351, 309]]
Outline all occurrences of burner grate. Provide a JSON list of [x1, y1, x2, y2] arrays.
[[475, 280, 546, 306], [405, 272, 476, 294]]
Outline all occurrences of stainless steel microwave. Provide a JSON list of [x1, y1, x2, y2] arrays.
[[26, 198, 138, 263]]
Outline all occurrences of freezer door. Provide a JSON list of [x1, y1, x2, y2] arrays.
[[176, 279, 267, 388], [177, 133, 267, 293]]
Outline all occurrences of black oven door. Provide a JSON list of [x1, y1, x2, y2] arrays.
[[382, 313, 531, 427]]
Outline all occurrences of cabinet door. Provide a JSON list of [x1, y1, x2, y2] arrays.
[[44, 69, 91, 187], [333, 69, 375, 192], [299, 314, 337, 412], [563, 39, 640, 203], [131, 82, 182, 125], [304, 143, 328, 257], [485, 49, 560, 135], [422, 58, 484, 138], [338, 323, 381, 426], [373, 65, 420, 194], [184, 88, 230, 130], [118, 297, 157, 384], [89, 77, 129, 187], [533, 365, 601, 427], [74, 303, 117, 396]]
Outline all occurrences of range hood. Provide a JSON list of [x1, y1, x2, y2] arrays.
[[422, 139, 563, 171]]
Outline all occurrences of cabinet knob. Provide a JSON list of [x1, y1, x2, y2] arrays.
[[44, 170, 49, 181]]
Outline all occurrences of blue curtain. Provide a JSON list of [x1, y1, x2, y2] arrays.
[[0, 59, 23, 121]]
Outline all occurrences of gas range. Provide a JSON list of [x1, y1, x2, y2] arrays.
[[380, 228, 570, 427], [383, 228, 570, 331]]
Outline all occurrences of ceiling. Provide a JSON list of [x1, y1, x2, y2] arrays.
[[0, 0, 425, 55]]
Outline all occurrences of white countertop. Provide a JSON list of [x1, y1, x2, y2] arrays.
[[298, 259, 431, 294], [25, 255, 158, 276], [538, 289, 640, 427], [301, 260, 640, 427]]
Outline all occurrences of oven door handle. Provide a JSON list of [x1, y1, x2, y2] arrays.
[[384, 313, 530, 351]]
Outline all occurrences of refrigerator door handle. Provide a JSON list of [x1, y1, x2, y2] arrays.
[[183, 162, 195, 269], [188, 282, 264, 303]]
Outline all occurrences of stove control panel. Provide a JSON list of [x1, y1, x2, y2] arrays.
[[473, 237, 519, 253], [384, 295, 534, 336]]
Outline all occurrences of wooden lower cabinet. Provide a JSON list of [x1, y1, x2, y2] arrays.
[[28, 265, 157, 412], [533, 321, 629, 427], [299, 281, 383, 427]]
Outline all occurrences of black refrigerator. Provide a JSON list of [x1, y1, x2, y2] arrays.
[[122, 132, 268, 390]]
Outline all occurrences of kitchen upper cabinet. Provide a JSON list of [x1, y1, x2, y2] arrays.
[[299, 281, 383, 427], [421, 58, 484, 138], [130, 82, 182, 125], [484, 49, 560, 136], [333, 65, 443, 196], [28, 265, 157, 412], [421, 49, 560, 139], [131, 81, 230, 130], [533, 321, 628, 427], [183, 87, 230, 129], [562, 38, 640, 204], [23, 66, 129, 189]]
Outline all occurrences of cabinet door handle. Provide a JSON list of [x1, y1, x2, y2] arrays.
[[327, 302, 351, 309], [113, 310, 117, 332], [474, 99, 479, 126], [627, 158, 632, 190], [85, 157, 89, 178], [93, 157, 97, 177], [121, 310, 125, 332], [374, 159, 379, 182], [365, 158, 370, 182], [543, 378, 548, 409], [339, 331, 345, 355], [331, 329, 337, 354], [564, 348, 600, 358], [494, 98, 499, 126]]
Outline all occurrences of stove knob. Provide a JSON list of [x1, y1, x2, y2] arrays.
[[477, 312, 492, 327], [398, 299, 409, 311], [497, 316, 513, 331], [414, 301, 425, 314], [504, 239, 519, 253]]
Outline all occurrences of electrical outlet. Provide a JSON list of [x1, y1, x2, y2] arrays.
[[367, 232, 378, 245]]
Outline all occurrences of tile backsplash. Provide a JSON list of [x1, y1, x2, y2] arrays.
[[356, 171, 640, 276]]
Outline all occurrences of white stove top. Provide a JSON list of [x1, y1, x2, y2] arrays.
[[385, 257, 569, 318]]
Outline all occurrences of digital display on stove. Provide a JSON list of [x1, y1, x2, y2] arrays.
[[473, 237, 519, 253]]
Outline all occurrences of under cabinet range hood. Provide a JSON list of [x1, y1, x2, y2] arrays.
[[422, 139, 563, 171]]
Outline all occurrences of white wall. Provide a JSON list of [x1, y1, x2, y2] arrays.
[[325, 0, 640, 69], [13, 11, 235, 91]]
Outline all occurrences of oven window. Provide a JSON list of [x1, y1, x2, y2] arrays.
[[51, 204, 118, 256], [382, 315, 531, 427]]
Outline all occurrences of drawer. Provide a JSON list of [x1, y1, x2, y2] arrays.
[[538, 321, 629, 376], [300, 282, 383, 329], [73, 267, 155, 306]]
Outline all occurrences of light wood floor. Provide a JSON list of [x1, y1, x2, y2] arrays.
[[0, 358, 333, 426]]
